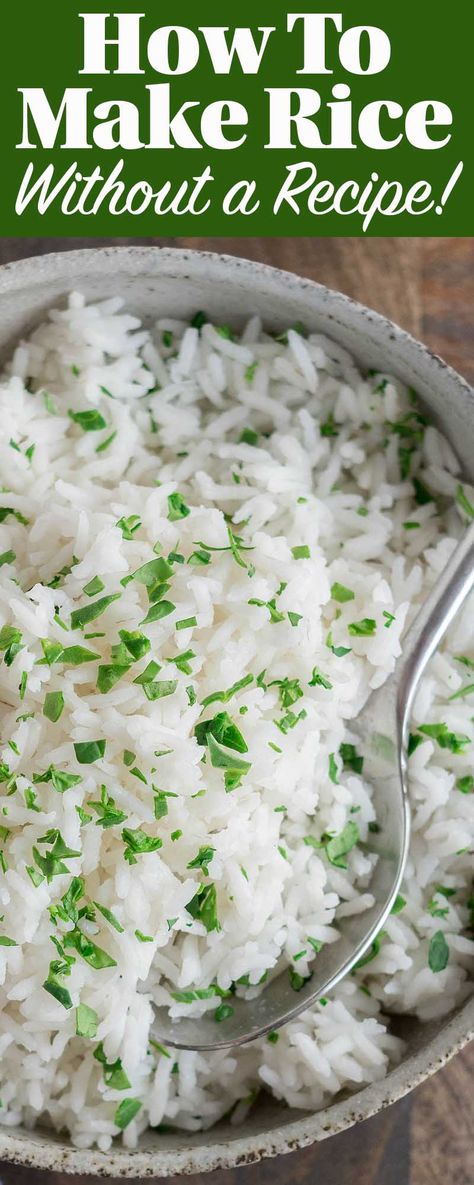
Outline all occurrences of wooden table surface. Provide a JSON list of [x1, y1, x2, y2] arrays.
[[0, 237, 472, 1185]]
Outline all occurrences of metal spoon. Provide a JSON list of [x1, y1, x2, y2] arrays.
[[152, 521, 474, 1051]]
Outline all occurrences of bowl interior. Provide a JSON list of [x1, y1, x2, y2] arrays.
[[0, 247, 472, 1177]]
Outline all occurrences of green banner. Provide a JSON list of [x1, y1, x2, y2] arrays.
[[0, 1, 471, 236]]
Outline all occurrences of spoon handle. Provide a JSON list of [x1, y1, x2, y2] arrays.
[[397, 519, 474, 732]]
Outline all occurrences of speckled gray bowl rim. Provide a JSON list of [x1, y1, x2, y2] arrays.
[[0, 246, 471, 1178]]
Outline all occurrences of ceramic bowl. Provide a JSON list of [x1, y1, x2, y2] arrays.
[[0, 246, 472, 1177]]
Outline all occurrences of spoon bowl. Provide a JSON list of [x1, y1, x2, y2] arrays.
[[152, 521, 474, 1050]]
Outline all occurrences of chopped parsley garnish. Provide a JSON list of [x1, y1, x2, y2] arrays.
[[176, 616, 197, 631], [89, 785, 127, 829], [428, 931, 449, 972], [119, 629, 151, 661], [331, 582, 354, 603], [68, 409, 107, 432], [456, 775, 474, 794], [143, 679, 178, 701], [289, 967, 311, 992], [240, 425, 258, 444], [191, 310, 207, 330], [325, 821, 359, 868], [141, 600, 175, 626], [196, 711, 248, 754], [96, 431, 117, 454], [0, 550, 15, 567], [94, 901, 124, 932], [94, 1043, 131, 1090], [167, 492, 190, 521], [391, 894, 407, 914], [187, 846, 215, 876], [60, 646, 101, 665], [117, 515, 141, 540], [33, 832, 81, 882], [34, 766, 82, 793], [133, 660, 161, 684], [449, 683, 474, 702], [326, 632, 351, 658], [456, 484, 474, 520], [292, 544, 310, 560], [73, 740, 106, 765], [418, 723, 470, 754], [122, 556, 173, 589], [96, 664, 130, 693], [71, 593, 121, 631], [248, 598, 285, 624], [339, 743, 364, 774], [309, 667, 332, 690], [76, 1003, 99, 1038], [413, 477, 433, 505], [328, 754, 339, 784], [355, 931, 387, 969], [122, 828, 163, 865], [201, 673, 253, 708], [135, 930, 153, 943], [83, 576, 105, 597], [188, 549, 211, 566], [0, 625, 24, 667], [185, 882, 220, 932], [348, 618, 376, 637], [320, 413, 338, 438], [215, 1003, 234, 1022], [267, 1031, 279, 1044], [63, 928, 117, 970], [43, 691, 65, 723]]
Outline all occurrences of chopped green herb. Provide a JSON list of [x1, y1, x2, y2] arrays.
[[71, 594, 120, 631], [76, 1003, 99, 1038], [418, 723, 471, 754], [187, 846, 215, 876], [428, 931, 449, 972], [292, 544, 310, 560], [94, 902, 124, 932], [456, 776, 474, 794], [320, 413, 338, 438], [191, 310, 207, 330], [68, 409, 107, 432], [63, 928, 117, 970], [60, 646, 101, 665], [309, 667, 332, 690], [43, 691, 65, 723], [167, 492, 190, 521], [96, 430, 117, 454], [185, 882, 220, 932], [123, 556, 173, 589], [289, 967, 311, 992], [117, 515, 141, 540], [240, 425, 258, 445], [96, 664, 130, 694], [201, 674, 253, 708], [326, 631, 351, 657], [172, 613, 197, 634], [325, 821, 359, 868], [328, 753, 339, 784], [348, 618, 376, 637], [339, 743, 364, 775], [331, 582, 355, 603], [456, 484, 474, 520], [133, 660, 161, 685], [122, 828, 163, 865], [43, 976, 73, 1010], [83, 576, 105, 597], [215, 1003, 234, 1022], [135, 930, 153, 943], [355, 931, 387, 969], [0, 550, 15, 567], [188, 549, 211, 566], [143, 679, 178, 701], [449, 684, 474, 702], [267, 1031, 279, 1044], [141, 600, 175, 626], [73, 740, 106, 764]]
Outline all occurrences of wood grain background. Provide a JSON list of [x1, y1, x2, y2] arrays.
[[0, 237, 472, 1185]]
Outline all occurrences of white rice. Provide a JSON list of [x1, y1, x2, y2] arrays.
[[0, 296, 472, 1150]]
